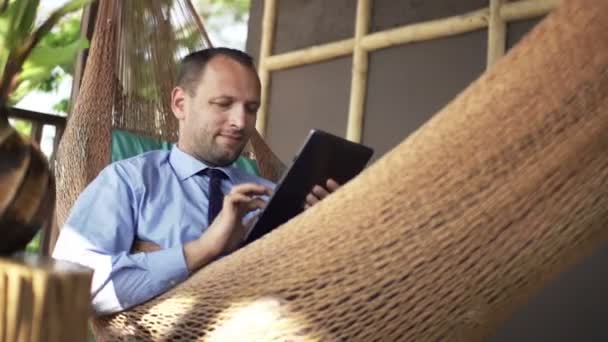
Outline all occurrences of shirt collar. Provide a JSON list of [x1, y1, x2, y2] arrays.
[[169, 145, 240, 182]]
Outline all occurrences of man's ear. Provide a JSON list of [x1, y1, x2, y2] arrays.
[[171, 86, 187, 120]]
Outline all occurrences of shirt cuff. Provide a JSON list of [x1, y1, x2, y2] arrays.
[[147, 245, 189, 289]]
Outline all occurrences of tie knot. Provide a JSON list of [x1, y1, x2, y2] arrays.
[[205, 168, 227, 180]]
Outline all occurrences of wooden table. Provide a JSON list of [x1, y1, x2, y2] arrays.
[[0, 254, 92, 342]]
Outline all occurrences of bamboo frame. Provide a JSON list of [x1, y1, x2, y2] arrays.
[[487, 0, 507, 67], [256, 0, 277, 136], [256, 0, 559, 139], [346, 0, 371, 142]]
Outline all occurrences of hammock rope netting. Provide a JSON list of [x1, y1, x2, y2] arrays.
[[51, 0, 608, 340]]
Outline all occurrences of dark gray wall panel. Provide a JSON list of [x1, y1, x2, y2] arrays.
[[265, 57, 352, 162], [489, 243, 608, 341], [507, 18, 542, 49], [273, 0, 356, 54], [363, 29, 487, 160], [371, 0, 488, 33]]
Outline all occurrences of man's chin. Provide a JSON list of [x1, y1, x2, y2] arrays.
[[212, 150, 243, 167]]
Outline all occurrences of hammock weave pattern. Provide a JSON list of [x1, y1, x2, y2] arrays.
[[63, 0, 608, 340]]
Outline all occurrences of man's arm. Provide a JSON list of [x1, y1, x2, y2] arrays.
[[52, 165, 189, 315]]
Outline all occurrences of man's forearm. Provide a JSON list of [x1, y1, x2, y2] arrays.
[[183, 234, 221, 272]]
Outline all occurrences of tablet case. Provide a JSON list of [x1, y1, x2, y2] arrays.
[[244, 129, 374, 245]]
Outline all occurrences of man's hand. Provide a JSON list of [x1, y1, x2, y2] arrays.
[[304, 178, 340, 209], [184, 183, 271, 272]]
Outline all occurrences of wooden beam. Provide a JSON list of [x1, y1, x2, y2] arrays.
[[263, 38, 355, 71], [30, 121, 43, 145], [346, 0, 371, 143], [487, 0, 507, 68], [6, 107, 67, 129], [256, 0, 277, 136]]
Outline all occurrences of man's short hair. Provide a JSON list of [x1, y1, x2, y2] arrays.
[[176, 47, 257, 95]]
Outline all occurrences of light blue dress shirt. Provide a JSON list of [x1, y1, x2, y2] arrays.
[[52, 146, 275, 315]]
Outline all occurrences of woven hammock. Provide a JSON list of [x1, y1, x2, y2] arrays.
[[59, 0, 608, 340]]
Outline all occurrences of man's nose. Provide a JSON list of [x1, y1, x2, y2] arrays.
[[228, 106, 247, 129]]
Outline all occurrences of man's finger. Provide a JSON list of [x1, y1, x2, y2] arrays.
[[326, 178, 340, 192], [225, 193, 267, 207], [245, 197, 267, 211], [230, 183, 272, 197], [224, 193, 249, 207], [305, 193, 320, 206], [311, 184, 329, 199]]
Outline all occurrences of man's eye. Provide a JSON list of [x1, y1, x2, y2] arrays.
[[246, 104, 260, 114], [213, 101, 231, 108]]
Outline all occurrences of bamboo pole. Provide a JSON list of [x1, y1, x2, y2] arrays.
[[263, 38, 355, 71], [361, 7, 491, 52], [0, 255, 92, 342], [487, 0, 507, 67], [501, 0, 560, 21], [346, 0, 371, 143], [256, 0, 277, 136]]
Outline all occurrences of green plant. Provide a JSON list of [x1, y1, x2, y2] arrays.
[[0, 0, 90, 107], [13, 15, 86, 112], [198, 0, 250, 21]]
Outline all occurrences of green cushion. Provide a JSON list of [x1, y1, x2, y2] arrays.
[[111, 129, 172, 162], [111, 129, 260, 176], [233, 154, 260, 176]]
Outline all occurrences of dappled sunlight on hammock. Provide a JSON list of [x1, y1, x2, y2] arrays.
[[206, 297, 320, 341]]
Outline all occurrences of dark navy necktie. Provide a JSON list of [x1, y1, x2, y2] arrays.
[[206, 168, 227, 224]]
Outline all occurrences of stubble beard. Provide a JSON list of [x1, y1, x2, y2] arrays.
[[200, 134, 247, 167]]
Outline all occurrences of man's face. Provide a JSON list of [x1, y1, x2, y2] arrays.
[[172, 56, 261, 166]]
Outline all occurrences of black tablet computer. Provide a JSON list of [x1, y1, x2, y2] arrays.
[[243, 129, 374, 245]]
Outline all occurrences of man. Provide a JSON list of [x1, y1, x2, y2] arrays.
[[53, 48, 339, 315]]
